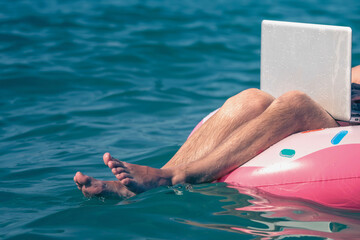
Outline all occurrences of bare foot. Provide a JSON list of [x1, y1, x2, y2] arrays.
[[103, 153, 176, 194], [73, 172, 135, 198]]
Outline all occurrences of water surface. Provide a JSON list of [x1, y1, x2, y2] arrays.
[[2, 0, 360, 239]]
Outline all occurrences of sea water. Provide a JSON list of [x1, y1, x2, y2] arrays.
[[2, 0, 360, 239]]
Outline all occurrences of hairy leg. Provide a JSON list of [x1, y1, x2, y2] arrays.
[[173, 91, 339, 183], [166, 88, 274, 168], [76, 89, 274, 198], [106, 89, 274, 183], [109, 91, 338, 193]]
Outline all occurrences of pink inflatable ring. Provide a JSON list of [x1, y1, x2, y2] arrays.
[[190, 110, 360, 211]]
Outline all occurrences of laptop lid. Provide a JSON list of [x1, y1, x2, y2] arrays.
[[260, 20, 352, 121]]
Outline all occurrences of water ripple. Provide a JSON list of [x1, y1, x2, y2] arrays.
[[2, 0, 360, 239]]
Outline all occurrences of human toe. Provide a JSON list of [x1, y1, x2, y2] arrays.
[[74, 172, 91, 186], [103, 152, 111, 165], [103, 153, 123, 168], [74, 175, 82, 190], [116, 172, 132, 181], [108, 160, 123, 169], [112, 167, 127, 175]]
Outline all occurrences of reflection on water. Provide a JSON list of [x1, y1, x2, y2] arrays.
[[181, 183, 360, 239]]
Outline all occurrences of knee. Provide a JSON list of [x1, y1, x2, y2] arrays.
[[221, 88, 274, 117], [277, 90, 313, 107], [274, 90, 318, 119], [271, 90, 337, 130]]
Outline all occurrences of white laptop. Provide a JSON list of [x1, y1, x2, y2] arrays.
[[260, 20, 356, 122]]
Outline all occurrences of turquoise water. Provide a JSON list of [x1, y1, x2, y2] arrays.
[[2, 0, 360, 239]]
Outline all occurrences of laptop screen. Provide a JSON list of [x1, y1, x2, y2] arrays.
[[260, 20, 352, 121]]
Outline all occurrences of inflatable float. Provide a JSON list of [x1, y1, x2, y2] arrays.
[[189, 110, 360, 211]]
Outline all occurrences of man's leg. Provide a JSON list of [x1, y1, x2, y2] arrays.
[[105, 91, 338, 194], [105, 88, 274, 177], [75, 89, 274, 197], [162, 89, 275, 168]]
